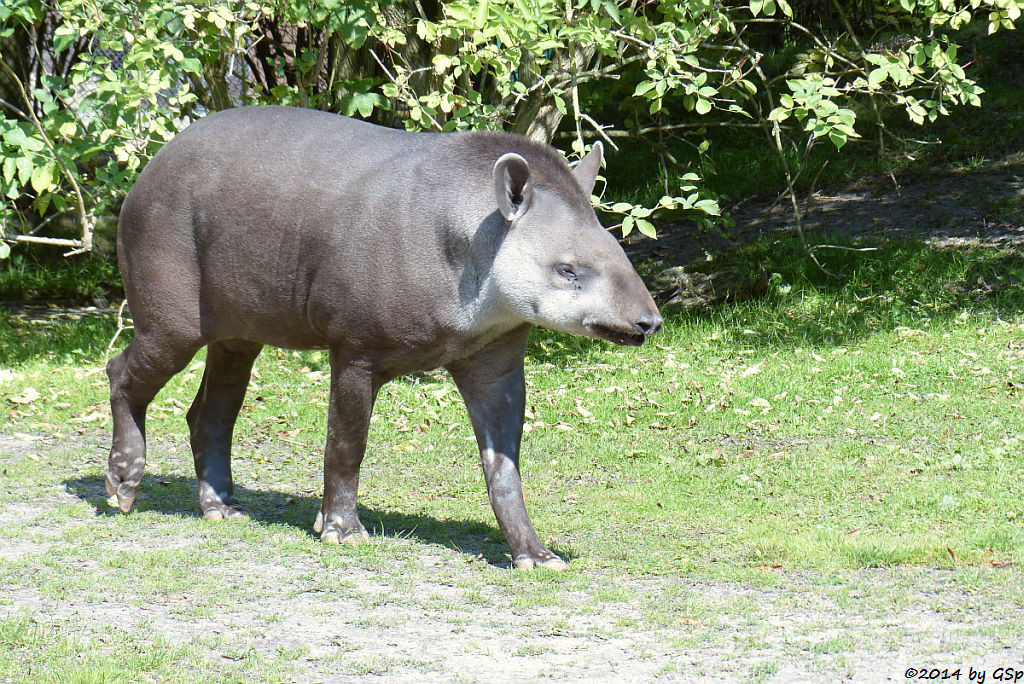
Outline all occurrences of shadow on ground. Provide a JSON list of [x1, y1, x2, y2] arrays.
[[62, 473, 572, 569]]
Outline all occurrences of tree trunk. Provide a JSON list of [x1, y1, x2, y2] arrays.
[[512, 43, 596, 144]]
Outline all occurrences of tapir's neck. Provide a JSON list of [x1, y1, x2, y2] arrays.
[[436, 204, 525, 340]]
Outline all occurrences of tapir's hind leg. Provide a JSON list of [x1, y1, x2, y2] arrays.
[[107, 335, 201, 513], [186, 340, 263, 520]]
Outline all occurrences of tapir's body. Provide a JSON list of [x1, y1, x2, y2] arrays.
[[107, 105, 661, 569]]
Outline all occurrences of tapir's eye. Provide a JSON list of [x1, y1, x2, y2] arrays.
[[555, 263, 580, 289]]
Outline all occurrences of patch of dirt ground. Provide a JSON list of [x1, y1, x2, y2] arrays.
[[2, 524, 1023, 681], [1, 436, 1022, 682]]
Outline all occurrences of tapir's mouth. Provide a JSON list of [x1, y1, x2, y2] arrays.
[[587, 323, 646, 347]]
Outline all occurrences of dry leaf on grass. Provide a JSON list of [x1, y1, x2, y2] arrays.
[[8, 387, 41, 405]]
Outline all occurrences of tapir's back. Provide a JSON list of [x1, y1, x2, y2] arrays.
[[118, 107, 448, 350], [121, 106, 420, 255]]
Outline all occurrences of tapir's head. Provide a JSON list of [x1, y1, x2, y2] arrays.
[[489, 140, 663, 346]]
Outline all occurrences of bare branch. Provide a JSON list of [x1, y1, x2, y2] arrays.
[[809, 244, 880, 253], [579, 113, 619, 150], [829, 0, 889, 163], [0, 96, 29, 119], [727, 24, 839, 277], [4, 233, 85, 248], [553, 120, 769, 142], [104, 299, 134, 365]]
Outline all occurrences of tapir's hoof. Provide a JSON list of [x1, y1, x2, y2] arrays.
[[105, 473, 136, 513], [321, 528, 370, 545], [514, 555, 570, 571], [315, 510, 369, 544], [202, 504, 247, 521]]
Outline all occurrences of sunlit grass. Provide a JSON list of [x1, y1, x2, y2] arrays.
[[3, 234, 1024, 577]]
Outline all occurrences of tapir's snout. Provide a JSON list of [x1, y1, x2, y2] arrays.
[[582, 304, 663, 347], [575, 264, 665, 347], [634, 311, 663, 336], [621, 309, 663, 346]]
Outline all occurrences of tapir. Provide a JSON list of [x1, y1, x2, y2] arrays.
[[106, 105, 662, 570]]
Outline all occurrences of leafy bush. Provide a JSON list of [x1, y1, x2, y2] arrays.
[[1, 0, 1021, 257]]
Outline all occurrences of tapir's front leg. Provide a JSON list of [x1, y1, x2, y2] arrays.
[[447, 331, 568, 570], [316, 355, 380, 544]]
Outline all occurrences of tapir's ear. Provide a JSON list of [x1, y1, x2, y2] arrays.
[[572, 141, 603, 197], [493, 153, 533, 221]]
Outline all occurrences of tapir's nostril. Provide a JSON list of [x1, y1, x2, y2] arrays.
[[634, 313, 663, 335]]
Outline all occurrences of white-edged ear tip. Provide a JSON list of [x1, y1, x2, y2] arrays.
[[494, 152, 528, 171]]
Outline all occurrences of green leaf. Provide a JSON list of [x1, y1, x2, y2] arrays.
[[2, 125, 28, 147], [602, 1, 620, 23], [695, 98, 712, 115], [694, 198, 720, 215], [179, 57, 203, 73], [0, 241, 10, 259], [633, 81, 656, 97], [533, 39, 562, 51], [16, 156, 33, 184], [621, 214, 634, 237], [338, 6, 372, 48], [52, 25, 77, 53], [30, 162, 56, 194], [636, 218, 657, 239]]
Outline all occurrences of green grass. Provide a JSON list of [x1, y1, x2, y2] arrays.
[[0, 246, 122, 307], [3, 234, 1024, 576], [0, 613, 204, 683]]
